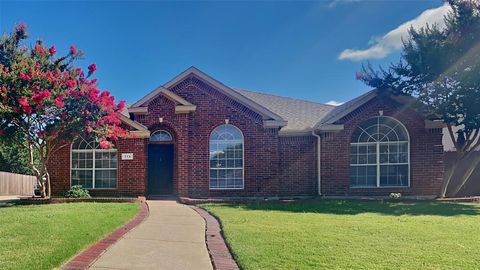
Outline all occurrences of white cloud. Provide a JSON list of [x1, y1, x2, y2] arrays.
[[326, 100, 344, 106], [328, 0, 361, 8], [339, 3, 451, 61]]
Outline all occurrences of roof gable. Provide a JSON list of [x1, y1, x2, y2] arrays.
[[130, 67, 286, 127]]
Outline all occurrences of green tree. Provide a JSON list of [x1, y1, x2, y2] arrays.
[[358, 0, 480, 197], [0, 132, 33, 175]]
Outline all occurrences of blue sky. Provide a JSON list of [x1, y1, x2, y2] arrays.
[[0, 0, 447, 105]]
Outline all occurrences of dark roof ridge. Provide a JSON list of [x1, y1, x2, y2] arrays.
[[234, 88, 336, 107]]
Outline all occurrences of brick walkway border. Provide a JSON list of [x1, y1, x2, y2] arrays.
[[190, 206, 240, 270], [62, 200, 149, 270]]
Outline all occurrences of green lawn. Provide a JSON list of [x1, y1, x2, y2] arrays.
[[203, 200, 480, 270], [0, 202, 139, 270]]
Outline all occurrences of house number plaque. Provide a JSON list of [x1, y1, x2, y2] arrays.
[[121, 153, 134, 160]]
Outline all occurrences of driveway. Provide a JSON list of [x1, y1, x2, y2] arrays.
[[89, 200, 213, 270]]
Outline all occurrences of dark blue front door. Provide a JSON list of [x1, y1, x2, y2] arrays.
[[148, 144, 174, 195]]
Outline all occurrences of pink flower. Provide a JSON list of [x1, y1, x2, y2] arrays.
[[23, 106, 32, 114], [53, 97, 65, 108], [14, 23, 27, 39], [66, 79, 77, 88], [86, 126, 94, 133], [19, 96, 29, 107], [70, 45, 78, 55], [32, 90, 51, 103], [117, 100, 126, 111], [88, 63, 97, 75], [99, 140, 110, 149], [49, 46, 56, 55], [34, 44, 45, 54], [19, 73, 31, 81]]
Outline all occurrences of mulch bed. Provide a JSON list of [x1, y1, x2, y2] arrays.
[[190, 206, 240, 270], [61, 200, 149, 270], [18, 196, 145, 205]]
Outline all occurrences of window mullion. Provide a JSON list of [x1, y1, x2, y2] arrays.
[[376, 142, 380, 187], [92, 150, 96, 189]]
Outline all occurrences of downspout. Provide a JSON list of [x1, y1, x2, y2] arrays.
[[312, 130, 322, 196]]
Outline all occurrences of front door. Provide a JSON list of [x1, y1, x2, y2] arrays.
[[148, 144, 174, 195]]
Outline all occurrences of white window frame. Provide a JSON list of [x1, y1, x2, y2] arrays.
[[150, 130, 173, 142], [70, 140, 118, 190], [350, 116, 410, 188], [209, 124, 244, 190]]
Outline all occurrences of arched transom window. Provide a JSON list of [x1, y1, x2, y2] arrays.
[[350, 116, 410, 187], [150, 130, 173, 142], [71, 138, 118, 189], [209, 124, 244, 189]]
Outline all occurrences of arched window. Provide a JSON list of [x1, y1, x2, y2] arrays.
[[150, 130, 173, 142], [350, 116, 409, 187], [71, 138, 118, 189], [209, 124, 244, 189]]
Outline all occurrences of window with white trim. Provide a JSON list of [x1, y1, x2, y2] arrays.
[[150, 130, 173, 142], [350, 116, 410, 187], [71, 139, 118, 189], [209, 124, 244, 189]]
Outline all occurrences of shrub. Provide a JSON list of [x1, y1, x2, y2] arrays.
[[65, 185, 91, 198], [389, 193, 402, 199]]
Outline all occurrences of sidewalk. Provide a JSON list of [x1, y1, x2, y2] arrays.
[[89, 200, 213, 270]]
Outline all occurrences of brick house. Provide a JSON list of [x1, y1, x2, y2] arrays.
[[49, 67, 445, 198]]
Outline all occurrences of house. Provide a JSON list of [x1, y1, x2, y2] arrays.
[[49, 67, 445, 198]]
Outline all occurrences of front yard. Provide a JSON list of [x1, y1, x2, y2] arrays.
[[203, 200, 480, 270], [0, 202, 139, 270]]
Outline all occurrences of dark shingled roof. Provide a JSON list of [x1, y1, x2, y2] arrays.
[[234, 89, 335, 133]]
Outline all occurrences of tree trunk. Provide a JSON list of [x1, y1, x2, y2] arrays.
[[440, 165, 455, 198], [45, 170, 51, 198]]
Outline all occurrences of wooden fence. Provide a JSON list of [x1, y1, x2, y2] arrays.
[[0, 171, 36, 196]]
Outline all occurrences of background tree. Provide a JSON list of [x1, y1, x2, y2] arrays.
[[0, 23, 129, 197], [0, 131, 33, 175], [358, 0, 480, 197]]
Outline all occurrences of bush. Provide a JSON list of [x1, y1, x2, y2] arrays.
[[65, 185, 91, 198], [389, 192, 402, 199]]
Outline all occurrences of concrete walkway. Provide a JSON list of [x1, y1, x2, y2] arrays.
[[90, 200, 213, 270]]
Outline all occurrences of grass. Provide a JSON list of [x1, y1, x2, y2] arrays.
[[203, 200, 480, 270], [0, 202, 139, 270]]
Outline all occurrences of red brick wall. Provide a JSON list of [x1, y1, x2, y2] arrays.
[[135, 76, 280, 197], [49, 138, 148, 197], [278, 136, 317, 196], [320, 96, 444, 196]]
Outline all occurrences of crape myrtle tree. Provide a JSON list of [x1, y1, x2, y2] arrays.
[[357, 0, 480, 197], [0, 24, 130, 198]]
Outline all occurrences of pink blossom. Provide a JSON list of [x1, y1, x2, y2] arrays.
[[117, 100, 126, 111], [32, 90, 51, 103], [19, 96, 29, 107], [53, 97, 65, 108], [66, 79, 77, 88], [23, 106, 32, 114], [88, 63, 97, 74], [14, 23, 27, 38], [99, 140, 110, 149], [19, 73, 31, 81], [70, 45, 78, 55], [49, 46, 56, 55], [34, 44, 45, 54]]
